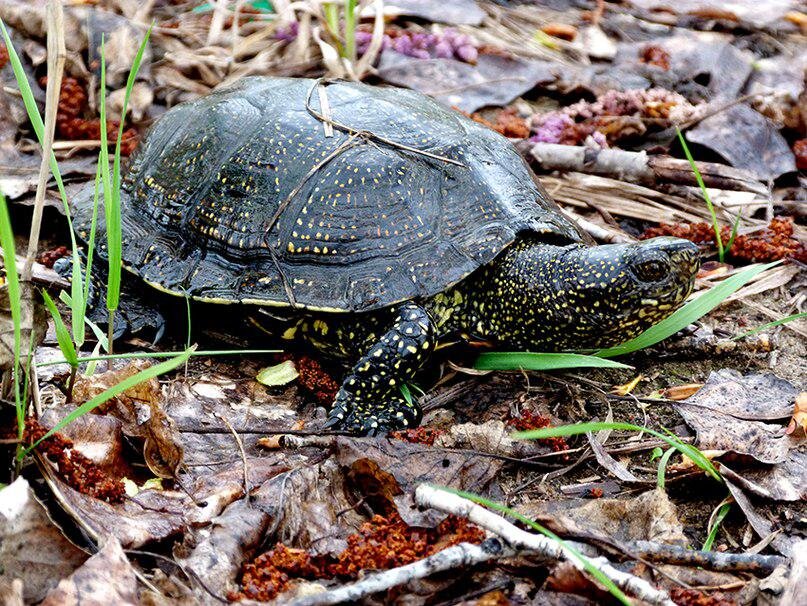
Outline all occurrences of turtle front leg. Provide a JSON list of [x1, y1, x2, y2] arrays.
[[325, 303, 434, 435]]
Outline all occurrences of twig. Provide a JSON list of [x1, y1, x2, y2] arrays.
[[217, 411, 251, 506], [289, 540, 509, 606], [416, 485, 677, 606], [620, 540, 786, 574], [304, 80, 466, 167], [22, 0, 65, 281]]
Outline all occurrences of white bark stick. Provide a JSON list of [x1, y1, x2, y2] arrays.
[[288, 541, 508, 606], [415, 485, 677, 606]]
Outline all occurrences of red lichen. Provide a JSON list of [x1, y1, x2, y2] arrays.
[[642, 217, 806, 263], [588, 487, 604, 498], [290, 355, 340, 405], [794, 138, 807, 170], [24, 418, 125, 502], [37, 245, 70, 268], [389, 426, 444, 446], [0, 43, 9, 70], [639, 45, 671, 70], [230, 511, 485, 602], [42, 76, 139, 155], [507, 410, 569, 454], [669, 587, 737, 606]]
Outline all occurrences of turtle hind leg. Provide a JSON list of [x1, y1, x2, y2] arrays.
[[326, 302, 434, 435]]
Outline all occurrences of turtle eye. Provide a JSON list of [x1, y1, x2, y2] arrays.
[[633, 257, 668, 282]]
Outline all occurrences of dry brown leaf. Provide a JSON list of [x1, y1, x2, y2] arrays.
[[40, 534, 137, 606], [785, 393, 807, 436], [675, 370, 800, 464], [0, 478, 88, 603], [72, 360, 183, 478], [660, 383, 704, 400]]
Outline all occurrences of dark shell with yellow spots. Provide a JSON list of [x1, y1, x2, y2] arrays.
[[74, 77, 584, 312]]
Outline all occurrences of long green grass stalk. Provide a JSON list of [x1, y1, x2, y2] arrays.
[[0, 192, 23, 440], [21, 347, 194, 459], [434, 486, 632, 606], [676, 127, 726, 261], [344, 0, 358, 62], [703, 500, 731, 551], [99, 26, 152, 361], [515, 421, 721, 482], [41, 290, 79, 400], [36, 348, 281, 367], [732, 312, 807, 340], [475, 352, 631, 371], [596, 261, 779, 358], [656, 446, 676, 489]]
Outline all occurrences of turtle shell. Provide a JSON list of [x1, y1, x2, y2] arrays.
[[74, 77, 584, 312]]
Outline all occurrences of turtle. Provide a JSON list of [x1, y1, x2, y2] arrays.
[[72, 77, 700, 435]]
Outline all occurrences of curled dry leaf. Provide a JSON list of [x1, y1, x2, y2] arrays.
[[786, 392, 806, 435], [0, 478, 88, 603], [433, 420, 543, 458], [72, 360, 183, 479], [334, 435, 503, 527], [40, 534, 138, 606], [675, 369, 800, 464], [519, 488, 689, 547]]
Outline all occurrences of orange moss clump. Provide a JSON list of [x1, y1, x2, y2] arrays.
[[461, 107, 531, 139], [642, 217, 806, 263], [639, 44, 671, 70], [389, 426, 444, 446], [230, 511, 485, 602], [291, 355, 340, 405], [0, 43, 9, 70], [794, 139, 807, 170], [507, 410, 569, 454], [43, 76, 139, 155], [37, 245, 70, 268], [669, 587, 737, 606], [24, 418, 125, 502]]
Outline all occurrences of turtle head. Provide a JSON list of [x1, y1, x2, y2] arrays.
[[557, 237, 701, 348], [471, 236, 700, 350]]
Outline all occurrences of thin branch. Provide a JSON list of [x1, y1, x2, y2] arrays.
[[23, 0, 65, 281], [416, 485, 677, 606]]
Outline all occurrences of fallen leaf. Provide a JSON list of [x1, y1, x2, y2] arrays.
[[0, 478, 88, 602], [433, 420, 545, 458], [721, 448, 806, 501], [519, 488, 688, 547], [378, 50, 555, 113], [687, 105, 796, 181], [40, 534, 138, 606], [383, 0, 486, 26], [72, 360, 184, 478], [786, 393, 806, 435], [335, 436, 503, 527], [627, 0, 801, 29], [660, 383, 704, 400], [675, 369, 800, 463], [256, 360, 299, 387]]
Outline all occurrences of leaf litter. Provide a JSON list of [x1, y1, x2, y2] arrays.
[[0, 0, 805, 604]]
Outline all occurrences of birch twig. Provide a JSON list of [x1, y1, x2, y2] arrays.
[[415, 485, 677, 606]]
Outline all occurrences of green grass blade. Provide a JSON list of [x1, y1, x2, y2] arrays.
[[82, 162, 102, 316], [35, 348, 281, 367], [475, 352, 631, 371], [21, 347, 194, 458], [596, 261, 780, 358], [344, 0, 357, 61], [434, 486, 632, 606], [732, 312, 807, 340], [0, 21, 77, 239], [656, 446, 675, 490], [677, 127, 724, 261], [0, 192, 23, 436], [515, 421, 722, 482], [702, 501, 731, 551], [97, 38, 119, 314], [41, 290, 78, 367]]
